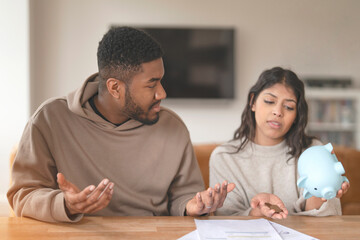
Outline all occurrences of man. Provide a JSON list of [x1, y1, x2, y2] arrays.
[[7, 27, 234, 222]]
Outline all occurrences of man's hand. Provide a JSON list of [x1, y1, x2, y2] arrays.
[[185, 181, 235, 216], [57, 173, 114, 216], [250, 193, 288, 219]]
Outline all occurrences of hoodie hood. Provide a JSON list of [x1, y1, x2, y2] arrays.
[[66, 73, 144, 131]]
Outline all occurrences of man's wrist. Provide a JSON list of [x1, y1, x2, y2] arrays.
[[64, 199, 79, 220]]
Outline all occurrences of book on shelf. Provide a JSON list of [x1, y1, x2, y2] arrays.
[[308, 99, 354, 124]]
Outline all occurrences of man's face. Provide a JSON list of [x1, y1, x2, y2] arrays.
[[123, 58, 166, 125]]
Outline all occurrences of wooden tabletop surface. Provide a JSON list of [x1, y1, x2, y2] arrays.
[[1, 215, 360, 239]]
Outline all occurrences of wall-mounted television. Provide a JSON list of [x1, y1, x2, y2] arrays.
[[138, 27, 235, 99]]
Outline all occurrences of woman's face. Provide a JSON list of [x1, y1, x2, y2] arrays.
[[251, 83, 297, 146]]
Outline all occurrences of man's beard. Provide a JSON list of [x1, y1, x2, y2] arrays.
[[124, 90, 160, 125]]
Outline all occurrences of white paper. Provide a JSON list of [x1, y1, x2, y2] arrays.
[[195, 218, 283, 240], [177, 230, 199, 240], [177, 219, 319, 240], [269, 221, 319, 240]]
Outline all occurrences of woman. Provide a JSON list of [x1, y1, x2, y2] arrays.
[[210, 67, 350, 219]]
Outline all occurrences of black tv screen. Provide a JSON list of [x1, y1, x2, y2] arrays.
[[139, 27, 235, 99]]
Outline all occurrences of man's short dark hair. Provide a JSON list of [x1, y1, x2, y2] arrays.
[[97, 26, 163, 91]]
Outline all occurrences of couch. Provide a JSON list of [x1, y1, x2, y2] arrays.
[[193, 143, 360, 215]]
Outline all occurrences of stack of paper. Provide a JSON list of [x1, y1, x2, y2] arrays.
[[178, 218, 318, 240]]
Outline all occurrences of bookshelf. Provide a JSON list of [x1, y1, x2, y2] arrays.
[[305, 88, 360, 150]]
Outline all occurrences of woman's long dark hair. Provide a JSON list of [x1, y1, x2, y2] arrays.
[[233, 67, 315, 159]]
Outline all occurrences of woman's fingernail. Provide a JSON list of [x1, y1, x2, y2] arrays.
[[103, 179, 109, 185], [89, 185, 95, 191]]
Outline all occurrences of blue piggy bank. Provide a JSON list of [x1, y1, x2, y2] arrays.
[[297, 143, 349, 200]]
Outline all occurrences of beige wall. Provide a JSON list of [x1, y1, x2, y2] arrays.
[[0, 0, 29, 215], [29, 0, 360, 144]]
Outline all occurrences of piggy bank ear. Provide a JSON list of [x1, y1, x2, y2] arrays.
[[303, 189, 313, 199], [334, 162, 345, 175], [297, 176, 307, 188], [324, 143, 333, 153]]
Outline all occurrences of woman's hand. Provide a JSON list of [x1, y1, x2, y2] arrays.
[[306, 181, 350, 211], [250, 193, 288, 219], [336, 181, 350, 198]]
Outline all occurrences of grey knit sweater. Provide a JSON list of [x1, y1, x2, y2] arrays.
[[210, 139, 342, 216]]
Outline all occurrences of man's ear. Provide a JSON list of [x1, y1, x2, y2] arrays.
[[106, 78, 125, 99], [250, 93, 256, 112]]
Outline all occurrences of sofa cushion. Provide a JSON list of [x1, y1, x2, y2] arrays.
[[334, 145, 360, 215]]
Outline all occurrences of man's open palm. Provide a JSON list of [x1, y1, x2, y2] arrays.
[[57, 173, 114, 216]]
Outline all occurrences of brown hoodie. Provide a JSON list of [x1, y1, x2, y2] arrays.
[[7, 74, 204, 222]]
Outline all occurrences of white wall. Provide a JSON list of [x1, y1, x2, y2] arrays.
[[0, 0, 29, 215], [1, 0, 360, 214]]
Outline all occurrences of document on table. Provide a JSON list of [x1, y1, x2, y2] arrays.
[[195, 218, 282, 240], [177, 218, 319, 240], [269, 221, 318, 240], [177, 229, 199, 240]]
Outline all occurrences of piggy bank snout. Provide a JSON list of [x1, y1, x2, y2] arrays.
[[322, 187, 337, 200]]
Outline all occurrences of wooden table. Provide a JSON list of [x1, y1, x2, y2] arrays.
[[1, 215, 360, 239]]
